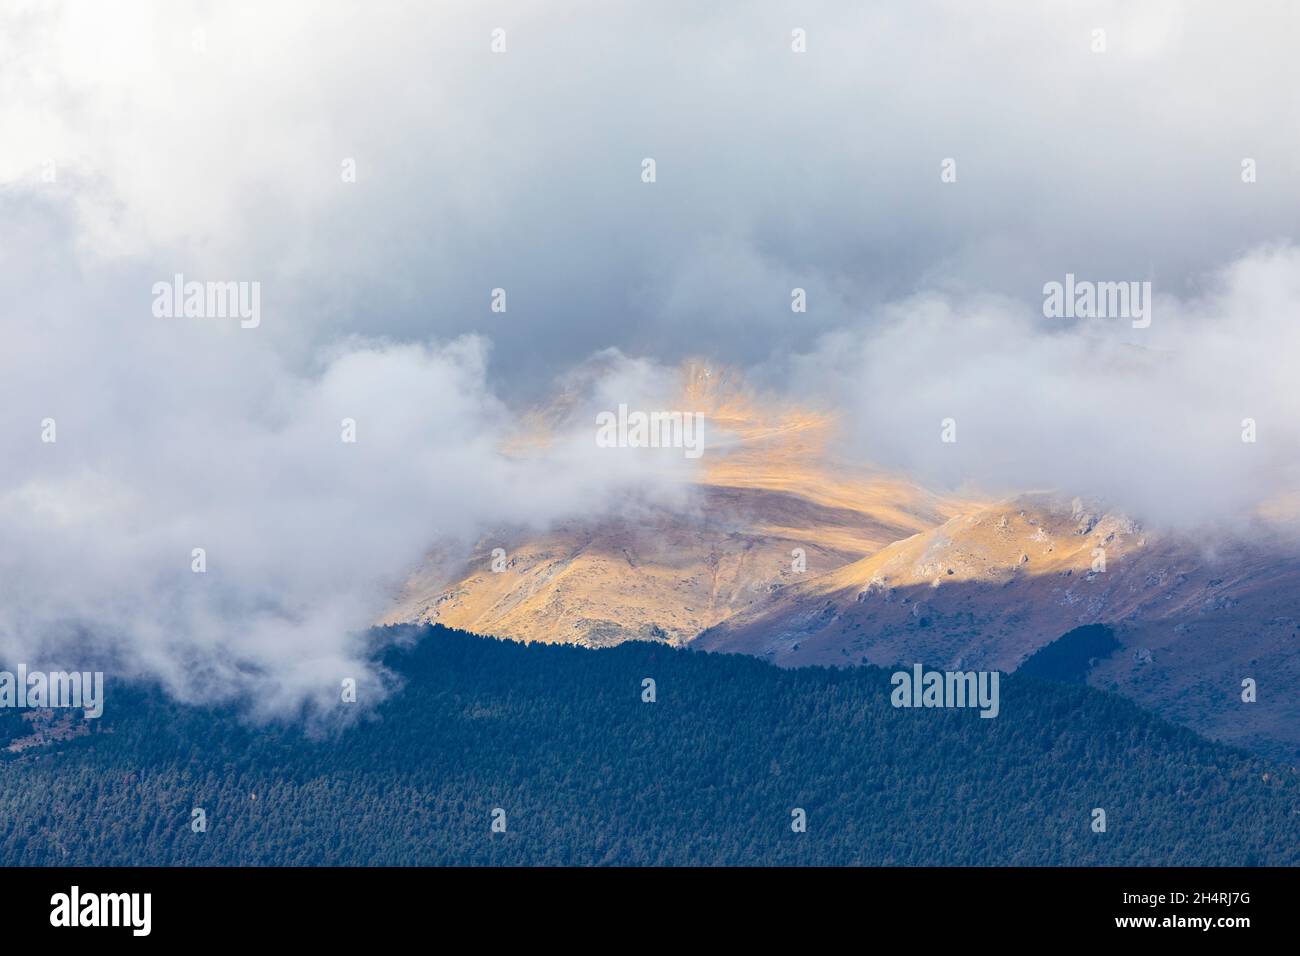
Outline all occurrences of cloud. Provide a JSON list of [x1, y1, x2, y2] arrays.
[[3, 1, 1296, 391], [0, 199, 701, 714], [0, 314, 702, 716], [1, 1, 1298, 711], [784, 243, 1300, 528]]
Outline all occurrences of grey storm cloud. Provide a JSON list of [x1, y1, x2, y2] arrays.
[[5, 0, 1297, 389]]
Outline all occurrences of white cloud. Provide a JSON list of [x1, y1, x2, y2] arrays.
[[785, 244, 1300, 527], [1, 1, 1298, 712], [0, 290, 699, 715]]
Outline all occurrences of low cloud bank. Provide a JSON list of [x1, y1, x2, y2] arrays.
[[784, 244, 1300, 529]]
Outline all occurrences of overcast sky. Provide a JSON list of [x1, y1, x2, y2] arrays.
[[2, 0, 1297, 712]]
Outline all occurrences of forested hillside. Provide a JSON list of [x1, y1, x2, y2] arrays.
[[0, 625, 1295, 865]]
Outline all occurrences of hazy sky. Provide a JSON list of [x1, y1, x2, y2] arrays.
[[2, 0, 1297, 712]]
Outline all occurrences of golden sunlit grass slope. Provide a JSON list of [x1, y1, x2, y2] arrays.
[[696, 494, 1150, 668], [381, 361, 969, 646], [382, 360, 1300, 759]]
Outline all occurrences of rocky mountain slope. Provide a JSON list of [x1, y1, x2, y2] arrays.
[[382, 363, 968, 645], [698, 494, 1300, 762], [383, 364, 1300, 761]]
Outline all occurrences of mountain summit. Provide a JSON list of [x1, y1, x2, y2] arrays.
[[384, 364, 1300, 762]]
